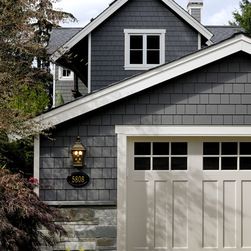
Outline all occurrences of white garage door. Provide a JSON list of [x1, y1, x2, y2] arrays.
[[126, 138, 251, 251]]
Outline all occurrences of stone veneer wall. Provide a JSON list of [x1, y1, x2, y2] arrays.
[[41, 206, 117, 251]]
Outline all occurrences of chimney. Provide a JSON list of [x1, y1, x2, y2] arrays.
[[187, 0, 203, 23]]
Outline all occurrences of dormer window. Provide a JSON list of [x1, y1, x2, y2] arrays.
[[124, 29, 166, 70], [59, 67, 73, 80]]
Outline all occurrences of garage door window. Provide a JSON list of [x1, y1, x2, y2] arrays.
[[134, 142, 187, 170], [203, 142, 251, 170]]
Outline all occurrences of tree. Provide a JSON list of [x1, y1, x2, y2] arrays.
[[0, 0, 77, 137], [230, 0, 251, 33], [0, 168, 66, 250]]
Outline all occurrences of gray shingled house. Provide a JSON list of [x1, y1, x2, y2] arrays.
[[36, 0, 251, 250]]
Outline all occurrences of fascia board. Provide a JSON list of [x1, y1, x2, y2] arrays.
[[50, 0, 128, 62], [51, 0, 213, 62], [115, 125, 251, 137], [161, 0, 212, 40], [38, 34, 251, 127]]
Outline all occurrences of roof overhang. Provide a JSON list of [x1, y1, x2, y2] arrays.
[[50, 0, 213, 62], [37, 34, 251, 127]]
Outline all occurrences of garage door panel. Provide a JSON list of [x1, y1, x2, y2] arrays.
[[203, 181, 219, 248], [128, 180, 148, 250], [154, 181, 169, 249], [223, 181, 237, 248], [173, 181, 189, 249], [241, 181, 251, 248]]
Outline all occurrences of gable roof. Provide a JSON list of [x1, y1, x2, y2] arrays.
[[37, 33, 251, 127], [47, 28, 82, 55], [50, 0, 213, 62]]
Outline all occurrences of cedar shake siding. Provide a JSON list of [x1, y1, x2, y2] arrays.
[[39, 52, 251, 203], [91, 0, 198, 91]]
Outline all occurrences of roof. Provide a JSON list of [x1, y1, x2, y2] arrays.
[[38, 33, 251, 127], [206, 25, 243, 43], [47, 27, 82, 55], [50, 0, 213, 62]]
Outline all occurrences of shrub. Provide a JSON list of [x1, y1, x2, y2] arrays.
[[0, 168, 66, 250]]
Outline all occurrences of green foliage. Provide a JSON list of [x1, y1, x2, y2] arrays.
[[9, 83, 50, 117], [0, 134, 33, 176], [0, 0, 77, 137], [0, 168, 67, 250], [230, 0, 251, 33]]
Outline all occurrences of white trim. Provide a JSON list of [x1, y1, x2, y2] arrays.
[[36, 34, 251, 127], [51, 63, 56, 108], [115, 125, 251, 251], [88, 33, 92, 93], [115, 126, 251, 137], [198, 33, 201, 50], [124, 29, 166, 70], [117, 133, 128, 251], [50, 0, 213, 62], [33, 135, 40, 196]]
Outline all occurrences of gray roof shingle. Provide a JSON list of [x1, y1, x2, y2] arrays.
[[206, 25, 243, 43], [47, 27, 82, 55]]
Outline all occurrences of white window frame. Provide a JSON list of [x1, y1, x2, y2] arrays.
[[59, 66, 74, 81], [124, 29, 166, 70]]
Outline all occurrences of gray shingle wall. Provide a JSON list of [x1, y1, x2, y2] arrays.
[[40, 52, 251, 203], [55, 65, 88, 105], [91, 0, 198, 91]]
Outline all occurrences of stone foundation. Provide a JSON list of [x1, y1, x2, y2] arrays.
[[41, 206, 117, 251]]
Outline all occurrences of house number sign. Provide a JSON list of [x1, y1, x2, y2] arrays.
[[67, 171, 90, 187]]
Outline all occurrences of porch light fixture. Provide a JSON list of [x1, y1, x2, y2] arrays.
[[71, 136, 86, 168]]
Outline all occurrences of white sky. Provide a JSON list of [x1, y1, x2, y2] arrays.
[[54, 0, 241, 27]]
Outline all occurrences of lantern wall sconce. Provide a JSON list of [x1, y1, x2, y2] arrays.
[[71, 136, 86, 168]]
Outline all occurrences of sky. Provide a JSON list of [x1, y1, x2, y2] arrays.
[[54, 0, 241, 27]]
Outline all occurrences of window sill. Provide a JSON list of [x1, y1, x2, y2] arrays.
[[124, 64, 160, 71]]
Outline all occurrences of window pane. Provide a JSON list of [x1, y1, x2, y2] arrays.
[[222, 142, 237, 155], [130, 50, 143, 64], [153, 142, 169, 155], [240, 157, 251, 170], [203, 157, 219, 170], [171, 157, 187, 170], [147, 36, 160, 49], [135, 157, 150, 170], [130, 35, 143, 49], [171, 143, 187, 155], [134, 142, 151, 155], [240, 143, 251, 155], [221, 157, 237, 170], [153, 157, 169, 170], [147, 51, 160, 64], [203, 143, 219, 155]]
